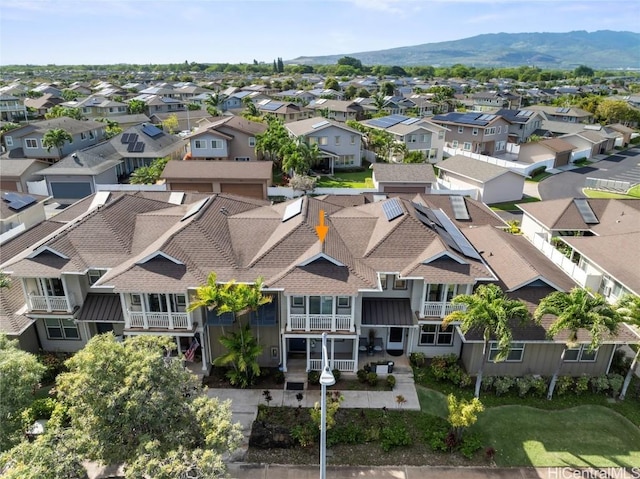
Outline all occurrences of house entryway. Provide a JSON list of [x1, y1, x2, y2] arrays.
[[386, 327, 405, 356]]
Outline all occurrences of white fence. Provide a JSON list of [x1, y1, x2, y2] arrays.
[[432, 180, 479, 200], [584, 177, 631, 193], [27, 179, 49, 196], [268, 186, 377, 199], [444, 146, 553, 177], [532, 235, 588, 286], [96, 184, 167, 192]]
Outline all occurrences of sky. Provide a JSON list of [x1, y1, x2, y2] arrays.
[[0, 0, 639, 66]]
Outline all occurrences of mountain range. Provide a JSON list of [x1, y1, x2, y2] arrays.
[[288, 30, 640, 70]]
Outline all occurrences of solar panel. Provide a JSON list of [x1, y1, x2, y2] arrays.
[[3, 192, 37, 211], [282, 197, 303, 222], [412, 202, 441, 228], [432, 209, 481, 260], [133, 142, 145, 153], [573, 199, 599, 224], [311, 120, 330, 129], [260, 101, 283, 111], [121, 133, 130, 144], [128, 133, 138, 144], [141, 124, 163, 138], [181, 198, 209, 222], [127, 142, 135, 152], [450, 196, 470, 220], [401, 117, 420, 125], [382, 197, 403, 222]]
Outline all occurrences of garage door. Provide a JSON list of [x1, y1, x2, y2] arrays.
[[554, 151, 571, 167], [0, 180, 17, 191], [220, 183, 264, 199], [169, 182, 213, 192], [50, 182, 92, 199]]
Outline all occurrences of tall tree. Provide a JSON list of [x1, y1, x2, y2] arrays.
[[44, 106, 82, 120], [53, 334, 242, 469], [615, 294, 640, 400], [534, 288, 620, 400], [442, 284, 531, 398], [204, 92, 222, 117], [97, 117, 123, 139], [161, 113, 179, 134], [129, 157, 169, 185], [372, 92, 387, 113], [324, 77, 339, 91], [0, 334, 46, 451], [42, 128, 72, 158], [255, 117, 291, 171], [127, 99, 146, 115], [187, 273, 272, 388]]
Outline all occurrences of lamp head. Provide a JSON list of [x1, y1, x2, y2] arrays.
[[319, 366, 335, 386]]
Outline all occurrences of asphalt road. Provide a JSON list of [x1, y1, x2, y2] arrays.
[[538, 147, 640, 200]]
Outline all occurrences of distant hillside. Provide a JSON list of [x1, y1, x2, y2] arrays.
[[288, 30, 640, 69]]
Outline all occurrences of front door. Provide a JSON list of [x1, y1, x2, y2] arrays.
[[387, 327, 404, 351]]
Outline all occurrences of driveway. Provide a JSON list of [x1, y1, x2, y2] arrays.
[[538, 147, 640, 200]]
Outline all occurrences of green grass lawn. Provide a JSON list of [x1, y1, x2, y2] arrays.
[[475, 405, 640, 467], [582, 188, 640, 199], [489, 195, 540, 211], [315, 170, 373, 188]]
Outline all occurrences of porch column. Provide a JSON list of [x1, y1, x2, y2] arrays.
[[421, 282, 427, 318], [305, 296, 310, 332], [142, 295, 149, 329], [281, 334, 288, 372], [60, 276, 72, 312], [330, 338, 335, 370], [331, 297, 336, 332], [352, 337, 358, 373], [286, 295, 291, 332], [200, 329, 208, 372], [350, 295, 356, 332], [306, 339, 311, 371], [20, 279, 30, 310], [440, 284, 449, 318], [165, 295, 174, 329], [119, 294, 129, 328]]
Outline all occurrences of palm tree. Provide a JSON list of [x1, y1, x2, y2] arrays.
[[616, 294, 640, 400], [534, 287, 620, 400], [204, 92, 222, 116], [372, 92, 387, 113], [442, 283, 531, 398], [42, 128, 72, 159], [242, 97, 260, 119]]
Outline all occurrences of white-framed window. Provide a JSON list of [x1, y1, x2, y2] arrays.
[[87, 269, 106, 285], [472, 128, 478, 136], [248, 137, 256, 147], [309, 295, 332, 314], [319, 136, 328, 146], [211, 139, 222, 149], [463, 142, 472, 151], [309, 137, 318, 145], [234, 157, 250, 161], [194, 139, 206, 149], [380, 274, 388, 289], [25, 138, 38, 149], [564, 345, 598, 362], [337, 296, 350, 308], [457, 126, 464, 134], [438, 130, 444, 139], [80, 132, 87, 140], [452, 140, 459, 148], [408, 134, 417, 143], [4, 136, 12, 146], [495, 140, 506, 151], [497, 126, 502, 134], [350, 135, 356, 145], [131, 293, 142, 307], [489, 342, 525, 362], [45, 318, 80, 340], [486, 127, 496, 135], [291, 296, 304, 307], [419, 324, 454, 346], [393, 277, 407, 290], [335, 136, 340, 145], [82, 107, 91, 113], [89, 130, 95, 139], [420, 134, 429, 143]]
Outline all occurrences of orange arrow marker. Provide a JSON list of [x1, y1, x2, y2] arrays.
[[315, 209, 328, 243]]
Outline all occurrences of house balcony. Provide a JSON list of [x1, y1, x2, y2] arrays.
[[422, 301, 466, 318], [309, 357, 356, 373], [287, 314, 354, 332], [28, 294, 75, 313], [126, 311, 192, 330]]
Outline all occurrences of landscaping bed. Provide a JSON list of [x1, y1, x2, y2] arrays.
[[202, 367, 285, 390]]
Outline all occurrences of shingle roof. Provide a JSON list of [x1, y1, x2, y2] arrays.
[[437, 155, 516, 183], [373, 163, 436, 183], [161, 160, 273, 180], [0, 285, 34, 336], [40, 150, 122, 176]]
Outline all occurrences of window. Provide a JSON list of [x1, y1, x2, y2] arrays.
[[148, 293, 168, 312], [211, 140, 222, 149], [335, 136, 340, 145], [472, 128, 478, 136], [379, 274, 388, 289], [88, 269, 105, 285], [45, 318, 80, 340], [451, 140, 459, 148], [393, 277, 407, 290], [89, 130, 95, 139], [457, 126, 464, 134], [39, 278, 64, 296], [309, 137, 318, 145], [419, 324, 454, 346], [564, 345, 598, 362], [291, 296, 304, 307], [497, 126, 501, 134], [25, 138, 38, 149], [319, 136, 328, 146], [171, 294, 186, 312], [309, 296, 332, 314], [337, 296, 350, 308], [80, 132, 87, 140], [438, 130, 444, 140], [4, 136, 12, 146], [248, 137, 256, 147], [427, 283, 444, 302], [486, 127, 496, 135], [463, 142, 472, 151], [489, 342, 525, 362], [408, 134, 417, 143], [420, 134, 429, 143], [495, 140, 506, 151], [350, 135, 356, 145], [194, 139, 206, 149]]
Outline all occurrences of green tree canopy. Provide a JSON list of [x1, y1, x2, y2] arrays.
[[44, 105, 82, 120], [129, 157, 169, 185], [127, 99, 146, 115], [324, 77, 340, 91], [42, 128, 72, 157]]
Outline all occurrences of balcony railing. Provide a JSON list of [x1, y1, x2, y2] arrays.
[[28, 295, 73, 312], [287, 314, 354, 332], [422, 301, 466, 318], [127, 312, 191, 330], [309, 358, 356, 372]]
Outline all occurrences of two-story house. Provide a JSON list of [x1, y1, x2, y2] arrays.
[[431, 112, 511, 156], [129, 94, 186, 116], [23, 94, 64, 119], [471, 91, 522, 112], [66, 96, 129, 119], [0, 94, 28, 122], [306, 99, 366, 122], [255, 100, 312, 123], [285, 118, 363, 172], [362, 114, 447, 163], [495, 108, 544, 144], [185, 116, 266, 161], [527, 105, 594, 124], [2, 117, 107, 163]]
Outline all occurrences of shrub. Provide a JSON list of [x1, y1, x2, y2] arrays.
[[366, 372, 378, 387], [591, 375, 609, 394], [331, 369, 341, 382], [516, 376, 533, 397], [460, 432, 483, 459], [291, 424, 316, 447], [608, 373, 624, 398], [575, 375, 589, 395], [37, 352, 70, 385], [555, 376, 574, 396], [386, 374, 396, 390], [327, 422, 361, 446], [529, 165, 547, 178], [530, 376, 548, 397], [447, 365, 472, 388], [274, 370, 285, 384], [610, 350, 632, 376], [307, 370, 320, 385], [430, 354, 458, 381], [481, 376, 495, 392], [493, 376, 515, 396], [380, 424, 412, 451], [21, 397, 57, 430], [409, 352, 426, 367], [356, 369, 368, 383]]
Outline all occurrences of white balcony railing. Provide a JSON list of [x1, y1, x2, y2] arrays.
[[28, 295, 73, 312], [308, 358, 355, 373], [127, 311, 191, 330], [287, 314, 354, 332], [422, 301, 466, 318]]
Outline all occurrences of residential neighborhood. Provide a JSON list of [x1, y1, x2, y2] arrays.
[[1, 11, 640, 479]]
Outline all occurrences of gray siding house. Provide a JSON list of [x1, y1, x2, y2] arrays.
[[431, 112, 510, 156]]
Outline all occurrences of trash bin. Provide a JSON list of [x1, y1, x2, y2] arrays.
[[388, 361, 394, 373]]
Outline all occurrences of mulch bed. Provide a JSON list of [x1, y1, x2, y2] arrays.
[[202, 367, 285, 390]]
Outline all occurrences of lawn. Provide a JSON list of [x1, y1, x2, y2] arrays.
[[582, 185, 640, 199], [489, 195, 540, 211], [315, 170, 373, 188]]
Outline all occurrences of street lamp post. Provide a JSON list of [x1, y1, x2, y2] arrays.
[[319, 332, 335, 479]]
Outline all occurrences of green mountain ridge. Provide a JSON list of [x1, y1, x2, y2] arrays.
[[288, 30, 640, 69]]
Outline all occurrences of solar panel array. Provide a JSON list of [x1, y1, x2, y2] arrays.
[[282, 197, 303, 222], [450, 196, 470, 220], [516, 110, 534, 118], [555, 107, 571, 113], [573, 199, 599, 224], [311, 120, 330, 129], [3, 192, 37, 211], [432, 209, 481, 260], [127, 141, 145, 153], [454, 112, 494, 126], [259, 101, 284, 112], [382, 197, 403, 222], [367, 114, 411, 129], [412, 202, 441, 228], [401, 117, 420, 125], [181, 198, 209, 222], [141, 124, 163, 138]]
